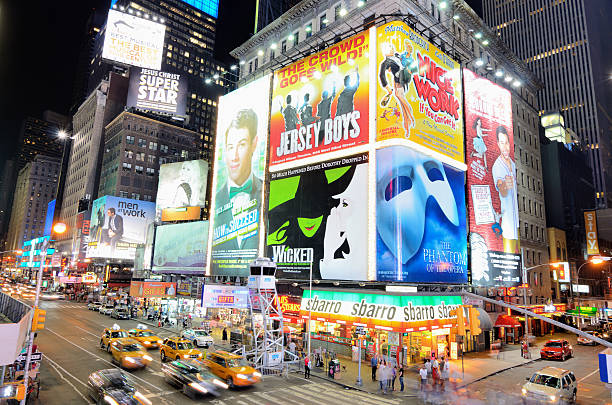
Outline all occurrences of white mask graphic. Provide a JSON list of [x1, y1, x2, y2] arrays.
[[376, 146, 459, 264]]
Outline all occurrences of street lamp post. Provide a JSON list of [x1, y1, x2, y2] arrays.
[[573, 257, 611, 329]]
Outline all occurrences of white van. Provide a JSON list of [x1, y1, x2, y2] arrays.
[[522, 366, 577, 404]]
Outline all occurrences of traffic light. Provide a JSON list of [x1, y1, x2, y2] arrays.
[[469, 307, 482, 335], [32, 307, 46, 331], [450, 306, 466, 336], [0, 383, 25, 400]]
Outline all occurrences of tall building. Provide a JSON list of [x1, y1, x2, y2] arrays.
[[15, 112, 68, 171], [483, 0, 612, 208], [255, 0, 302, 33], [5, 155, 60, 250], [97, 111, 201, 201]]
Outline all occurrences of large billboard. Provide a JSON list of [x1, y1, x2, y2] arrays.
[[376, 146, 467, 283], [267, 153, 369, 280], [43, 199, 56, 236], [209, 75, 271, 276], [127, 67, 187, 116], [102, 9, 166, 70], [86, 196, 155, 260], [584, 211, 599, 255], [156, 160, 208, 219], [269, 31, 370, 169], [464, 69, 521, 287], [202, 285, 249, 309], [376, 21, 464, 168], [153, 221, 209, 273]]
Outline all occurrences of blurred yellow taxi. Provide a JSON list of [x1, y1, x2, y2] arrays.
[[100, 325, 129, 352], [128, 325, 163, 349], [110, 338, 153, 369], [202, 351, 261, 388], [160, 337, 202, 362]]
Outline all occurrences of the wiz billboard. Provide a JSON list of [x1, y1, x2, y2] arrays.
[[464, 69, 521, 287], [209, 75, 271, 276], [87, 196, 155, 260]]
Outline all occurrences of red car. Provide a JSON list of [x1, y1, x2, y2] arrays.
[[540, 339, 573, 361]]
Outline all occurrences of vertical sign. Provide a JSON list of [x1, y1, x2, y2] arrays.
[[585, 211, 599, 255]]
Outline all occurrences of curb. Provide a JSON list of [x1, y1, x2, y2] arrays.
[[456, 357, 542, 389]]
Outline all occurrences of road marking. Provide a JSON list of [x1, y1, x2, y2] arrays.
[[45, 355, 94, 404], [144, 389, 180, 398], [45, 327, 161, 392], [579, 369, 600, 382], [257, 390, 302, 404]]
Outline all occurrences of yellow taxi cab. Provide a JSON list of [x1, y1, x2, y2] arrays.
[[160, 337, 203, 362], [110, 338, 153, 369], [201, 351, 261, 388], [128, 325, 163, 349], [100, 325, 129, 353]]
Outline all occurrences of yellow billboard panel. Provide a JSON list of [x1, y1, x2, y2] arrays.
[[584, 211, 600, 255], [376, 21, 464, 167]]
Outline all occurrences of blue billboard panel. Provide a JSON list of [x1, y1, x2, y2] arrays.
[[376, 146, 467, 283], [87, 196, 155, 260], [43, 199, 56, 236], [111, 0, 218, 18]]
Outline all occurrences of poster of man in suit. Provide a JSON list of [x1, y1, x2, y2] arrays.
[[210, 75, 271, 276]]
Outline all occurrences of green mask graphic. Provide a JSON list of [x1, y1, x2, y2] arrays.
[[297, 216, 323, 238]]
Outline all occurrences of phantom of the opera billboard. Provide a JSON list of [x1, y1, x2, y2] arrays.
[[376, 21, 464, 167], [102, 9, 166, 70], [86, 196, 155, 260], [269, 31, 370, 169], [464, 69, 521, 287], [208, 75, 271, 276], [127, 67, 187, 116]]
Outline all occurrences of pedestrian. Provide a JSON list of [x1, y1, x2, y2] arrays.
[[371, 354, 378, 381], [391, 364, 397, 391], [289, 340, 297, 356], [399, 365, 405, 392], [222, 327, 227, 342], [425, 358, 432, 382], [440, 357, 449, 391], [304, 355, 311, 379], [377, 361, 385, 392], [419, 363, 428, 391], [431, 356, 440, 390]]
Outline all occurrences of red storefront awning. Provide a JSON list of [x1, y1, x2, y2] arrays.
[[494, 314, 521, 328]]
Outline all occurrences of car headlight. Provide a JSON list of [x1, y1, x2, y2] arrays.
[[197, 353, 202, 357], [189, 382, 208, 394], [549, 395, 556, 402], [133, 391, 152, 405], [125, 357, 136, 364], [521, 388, 527, 396], [143, 355, 153, 361], [144, 341, 151, 345], [212, 379, 229, 389], [253, 371, 262, 378], [184, 355, 190, 358], [104, 395, 120, 405], [236, 374, 248, 380]]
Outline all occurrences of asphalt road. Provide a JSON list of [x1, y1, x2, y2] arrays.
[[33, 300, 407, 405]]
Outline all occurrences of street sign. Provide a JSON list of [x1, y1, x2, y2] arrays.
[[355, 326, 366, 336], [16, 352, 42, 362]]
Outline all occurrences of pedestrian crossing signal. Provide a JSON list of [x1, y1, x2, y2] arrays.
[[469, 307, 482, 335], [32, 307, 46, 331]]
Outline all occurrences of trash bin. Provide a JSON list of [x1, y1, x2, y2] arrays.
[[329, 359, 340, 378]]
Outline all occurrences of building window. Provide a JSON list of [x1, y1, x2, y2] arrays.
[[254, 57, 258, 70], [124, 150, 133, 159], [122, 162, 132, 171], [135, 165, 144, 173], [181, 150, 189, 159], [147, 155, 156, 164], [126, 135, 135, 145], [131, 193, 140, 200], [160, 144, 168, 153], [334, 4, 342, 20], [138, 138, 147, 148], [320, 14, 328, 29], [146, 168, 155, 176], [119, 191, 129, 198], [149, 141, 158, 150], [281, 40, 287, 53], [136, 152, 145, 161], [293, 31, 299, 45], [305, 23, 313, 38]]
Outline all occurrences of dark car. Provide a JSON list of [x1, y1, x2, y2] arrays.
[[87, 369, 149, 405], [111, 307, 130, 320], [161, 359, 228, 399], [540, 339, 573, 361]]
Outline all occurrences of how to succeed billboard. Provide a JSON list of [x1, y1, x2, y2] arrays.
[[102, 9, 166, 70], [127, 67, 187, 116], [266, 153, 369, 280], [86, 196, 155, 260], [209, 75, 271, 276], [464, 69, 521, 287], [269, 31, 370, 169]]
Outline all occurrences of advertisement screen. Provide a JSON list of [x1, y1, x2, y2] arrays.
[[464, 69, 521, 287], [156, 160, 208, 219], [202, 285, 249, 309], [267, 153, 369, 280], [210, 75, 271, 276], [127, 67, 187, 116], [376, 146, 467, 283], [376, 21, 463, 167], [269, 31, 370, 168], [584, 211, 599, 255], [102, 9, 166, 70], [86, 196, 155, 260], [43, 199, 56, 236], [153, 221, 209, 273], [130, 281, 176, 298]]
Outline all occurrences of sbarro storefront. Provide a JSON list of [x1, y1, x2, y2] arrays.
[[300, 289, 462, 365]]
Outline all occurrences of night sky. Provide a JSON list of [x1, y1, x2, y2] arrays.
[[0, 0, 480, 172]]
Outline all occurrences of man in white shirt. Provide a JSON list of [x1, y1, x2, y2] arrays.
[[419, 364, 428, 391], [491, 126, 519, 253]]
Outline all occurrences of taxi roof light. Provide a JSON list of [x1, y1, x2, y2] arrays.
[[112, 324, 121, 330]]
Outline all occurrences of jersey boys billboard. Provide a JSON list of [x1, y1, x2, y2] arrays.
[[269, 31, 370, 168], [464, 69, 521, 287], [376, 21, 464, 168], [266, 153, 369, 280], [209, 75, 271, 276]]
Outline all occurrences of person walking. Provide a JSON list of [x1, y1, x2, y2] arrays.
[[440, 357, 449, 391], [398, 365, 405, 392], [371, 355, 378, 381], [304, 355, 311, 379], [431, 356, 440, 390], [222, 327, 228, 342], [391, 365, 397, 391], [377, 361, 386, 393], [425, 358, 432, 383], [419, 363, 428, 391]]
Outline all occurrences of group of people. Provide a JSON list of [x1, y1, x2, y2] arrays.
[[419, 354, 451, 392], [371, 355, 404, 394]]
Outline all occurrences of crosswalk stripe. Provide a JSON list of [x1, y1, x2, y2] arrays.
[[261, 390, 303, 404], [291, 383, 400, 405], [252, 391, 291, 404]]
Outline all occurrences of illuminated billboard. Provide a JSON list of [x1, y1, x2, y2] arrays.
[[130, 281, 176, 298], [267, 153, 369, 280], [202, 285, 249, 309], [269, 31, 370, 169], [584, 211, 599, 255], [464, 69, 520, 287], [112, 0, 219, 18], [376, 21, 464, 168], [43, 199, 56, 236], [102, 9, 166, 70], [209, 75, 271, 276], [153, 221, 209, 274], [86, 196, 155, 260], [156, 160, 208, 219], [376, 146, 467, 283], [127, 67, 187, 116]]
